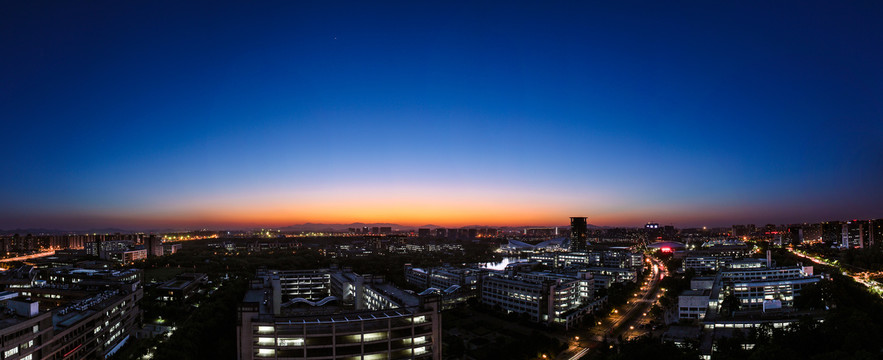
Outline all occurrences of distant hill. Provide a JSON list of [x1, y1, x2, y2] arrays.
[[279, 223, 412, 232]]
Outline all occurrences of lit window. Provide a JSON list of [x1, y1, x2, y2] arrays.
[[256, 326, 274, 334], [256, 337, 275, 346], [277, 338, 304, 346], [363, 332, 386, 342], [256, 348, 275, 357]]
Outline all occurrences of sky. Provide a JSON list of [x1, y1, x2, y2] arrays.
[[1, 1, 881, 230]]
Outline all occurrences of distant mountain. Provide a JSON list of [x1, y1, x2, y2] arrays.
[[82, 228, 132, 234], [0, 228, 69, 235], [279, 223, 412, 232]]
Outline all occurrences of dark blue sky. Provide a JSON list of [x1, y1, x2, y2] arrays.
[[1, 1, 881, 229]]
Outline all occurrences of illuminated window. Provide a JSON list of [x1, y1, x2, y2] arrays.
[[363, 332, 387, 342], [256, 348, 275, 357], [4, 347, 19, 358], [256, 326, 274, 334], [277, 338, 304, 346]]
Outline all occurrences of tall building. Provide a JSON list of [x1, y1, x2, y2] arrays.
[[870, 219, 883, 247], [570, 217, 588, 252], [145, 234, 163, 257], [786, 224, 804, 245], [821, 221, 842, 245], [843, 220, 868, 248]]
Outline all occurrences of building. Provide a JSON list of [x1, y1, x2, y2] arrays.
[[528, 250, 643, 270], [163, 243, 183, 256], [678, 289, 712, 320], [821, 221, 842, 245], [570, 217, 588, 252], [0, 268, 143, 360], [843, 220, 869, 248], [480, 271, 597, 329], [404, 265, 482, 308], [709, 266, 820, 312], [684, 256, 733, 273], [676, 266, 821, 322], [237, 268, 441, 360], [157, 273, 207, 302]]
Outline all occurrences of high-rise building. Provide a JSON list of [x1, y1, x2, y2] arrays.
[[570, 217, 588, 252], [786, 224, 804, 245], [843, 220, 867, 248], [869, 219, 883, 247], [821, 221, 842, 245], [145, 234, 163, 257]]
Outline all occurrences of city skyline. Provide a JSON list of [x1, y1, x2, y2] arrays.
[[2, 1, 882, 230]]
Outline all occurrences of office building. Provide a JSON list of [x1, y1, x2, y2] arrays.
[[237, 268, 441, 360], [0, 268, 143, 360], [480, 271, 597, 329]]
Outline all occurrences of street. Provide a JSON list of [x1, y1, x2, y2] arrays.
[[559, 256, 667, 360]]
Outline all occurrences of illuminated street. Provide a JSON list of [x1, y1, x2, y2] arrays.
[[789, 247, 883, 297], [560, 255, 667, 360], [0, 250, 56, 263]]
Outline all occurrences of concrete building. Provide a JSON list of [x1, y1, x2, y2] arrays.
[[480, 271, 597, 329], [157, 273, 207, 303], [237, 268, 441, 360], [0, 268, 143, 360]]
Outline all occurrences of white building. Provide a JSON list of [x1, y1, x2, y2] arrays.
[[480, 271, 596, 329]]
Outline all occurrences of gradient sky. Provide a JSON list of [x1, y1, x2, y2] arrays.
[[1, 1, 881, 230]]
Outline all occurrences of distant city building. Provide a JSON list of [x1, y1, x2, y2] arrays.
[[821, 221, 842, 245], [163, 243, 182, 256], [145, 234, 163, 257]]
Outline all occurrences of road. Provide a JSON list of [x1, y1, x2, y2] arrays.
[[559, 256, 667, 360], [0, 250, 56, 263], [789, 247, 883, 297]]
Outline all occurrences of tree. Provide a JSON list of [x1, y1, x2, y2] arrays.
[[721, 293, 740, 318]]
